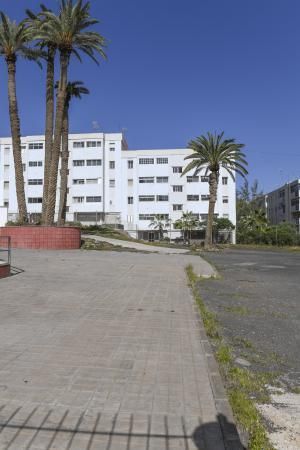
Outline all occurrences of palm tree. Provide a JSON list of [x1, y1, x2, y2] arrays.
[[149, 215, 171, 240], [0, 14, 41, 223], [37, 0, 106, 225], [26, 5, 57, 224], [57, 81, 89, 226], [174, 211, 199, 243], [182, 132, 248, 248]]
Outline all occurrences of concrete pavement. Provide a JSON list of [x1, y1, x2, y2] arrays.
[[0, 249, 241, 449], [82, 234, 190, 254]]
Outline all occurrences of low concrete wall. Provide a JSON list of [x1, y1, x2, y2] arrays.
[[0, 227, 81, 250], [0, 263, 10, 278]]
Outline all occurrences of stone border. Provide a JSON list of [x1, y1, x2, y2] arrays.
[[188, 279, 246, 449]]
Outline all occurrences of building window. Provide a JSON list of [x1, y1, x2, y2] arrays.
[[139, 214, 169, 221], [73, 196, 84, 203], [28, 197, 42, 203], [3, 181, 9, 188], [86, 196, 101, 203], [156, 176, 168, 183], [128, 160, 133, 169], [156, 195, 168, 201], [139, 195, 155, 202], [223, 214, 229, 218], [201, 176, 209, 182], [139, 177, 154, 183], [28, 142, 43, 150], [29, 161, 43, 167], [28, 179, 43, 185], [73, 160, 85, 167], [109, 179, 115, 187], [201, 195, 210, 201], [109, 161, 115, 169], [128, 197, 134, 205], [22, 164, 26, 172], [87, 159, 101, 166], [173, 166, 182, 173], [109, 147, 115, 152], [73, 141, 85, 148], [191, 213, 200, 219], [157, 157, 168, 164], [139, 158, 154, 165], [223, 196, 229, 204], [128, 179, 133, 186], [187, 176, 199, 183], [173, 185, 183, 192], [86, 141, 101, 147], [86, 178, 98, 184], [187, 195, 199, 201], [73, 179, 85, 185], [222, 177, 228, 185], [127, 215, 133, 223], [173, 204, 183, 211]]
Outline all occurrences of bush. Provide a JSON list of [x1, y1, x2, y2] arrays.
[[237, 222, 300, 246]]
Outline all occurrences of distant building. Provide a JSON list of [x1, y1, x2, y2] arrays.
[[0, 132, 236, 241], [265, 179, 300, 231]]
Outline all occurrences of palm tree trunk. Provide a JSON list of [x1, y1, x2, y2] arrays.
[[45, 50, 70, 225], [42, 45, 56, 224], [6, 57, 28, 223], [57, 105, 69, 226], [205, 171, 219, 249]]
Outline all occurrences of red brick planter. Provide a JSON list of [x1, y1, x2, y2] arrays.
[[0, 263, 10, 278], [0, 227, 81, 250]]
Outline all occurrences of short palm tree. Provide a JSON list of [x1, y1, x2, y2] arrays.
[[149, 215, 171, 240], [0, 13, 41, 223], [57, 81, 89, 226], [174, 211, 199, 243], [26, 5, 57, 224], [182, 132, 248, 248], [37, 0, 107, 225]]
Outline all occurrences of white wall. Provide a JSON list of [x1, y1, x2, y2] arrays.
[[0, 133, 236, 238]]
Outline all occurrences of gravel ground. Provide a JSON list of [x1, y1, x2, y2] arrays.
[[196, 248, 300, 450], [198, 248, 300, 386]]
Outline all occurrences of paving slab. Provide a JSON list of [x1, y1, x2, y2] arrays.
[[0, 249, 241, 449]]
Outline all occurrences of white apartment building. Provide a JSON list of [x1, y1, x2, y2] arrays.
[[0, 132, 236, 240]]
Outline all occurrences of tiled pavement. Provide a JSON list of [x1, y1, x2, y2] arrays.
[[0, 249, 243, 449]]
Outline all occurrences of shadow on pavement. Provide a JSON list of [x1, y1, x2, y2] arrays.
[[0, 405, 245, 450]]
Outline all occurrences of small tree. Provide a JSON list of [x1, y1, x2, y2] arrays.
[[174, 211, 199, 243], [149, 215, 171, 240]]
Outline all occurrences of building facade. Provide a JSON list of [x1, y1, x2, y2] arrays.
[[0, 133, 236, 240], [265, 179, 300, 231]]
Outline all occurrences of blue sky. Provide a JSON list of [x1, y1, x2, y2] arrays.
[[0, 0, 300, 192]]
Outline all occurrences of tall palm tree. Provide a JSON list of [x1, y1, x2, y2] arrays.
[[37, 0, 106, 225], [182, 132, 248, 248], [57, 81, 89, 226], [149, 215, 171, 240], [26, 5, 57, 224], [0, 13, 41, 223]]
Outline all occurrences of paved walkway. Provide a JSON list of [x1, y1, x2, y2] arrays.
[[0, 249, 242, 449], [82, 234, 190, 255]]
